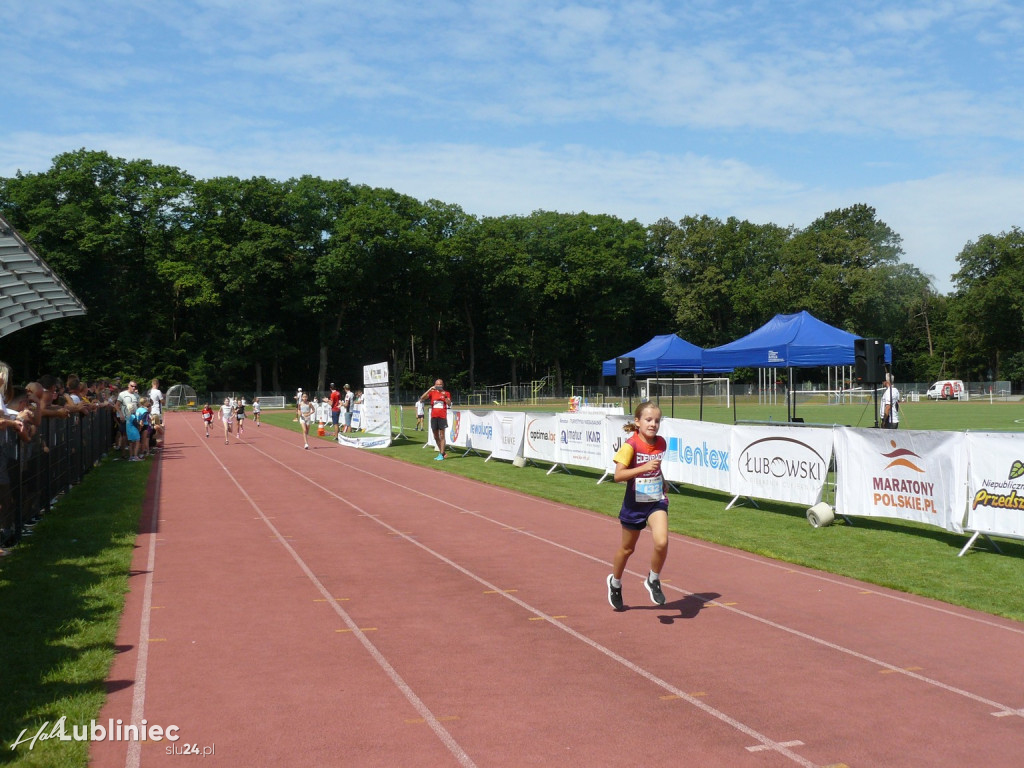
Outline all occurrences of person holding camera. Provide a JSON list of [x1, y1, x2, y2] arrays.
[[420, 378, 452, 461]]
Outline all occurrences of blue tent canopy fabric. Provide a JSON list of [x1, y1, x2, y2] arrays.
[[701, 311, 892, 370], [601, 334, 721, 376]]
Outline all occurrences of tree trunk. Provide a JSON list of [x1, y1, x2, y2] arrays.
[[254, 361, 262, 395], [463, 300, 475, 389]]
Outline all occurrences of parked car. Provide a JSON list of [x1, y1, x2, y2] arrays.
[[926, 380, 965, 400]]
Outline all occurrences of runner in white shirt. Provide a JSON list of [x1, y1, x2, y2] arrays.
[[219, 398, 235, 444]]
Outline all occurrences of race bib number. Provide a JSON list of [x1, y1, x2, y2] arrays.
[[635, 476, 663, 503]]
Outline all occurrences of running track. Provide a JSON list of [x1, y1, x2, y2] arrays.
[[92, 412, 1024, 767]]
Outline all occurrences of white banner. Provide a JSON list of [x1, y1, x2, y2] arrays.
[[465, 410, 495, 453], [338, 362, 392, 449], [834, 427, 968, 533], [555, 412, 610, 470], [489, 411, 526, 462], [446, 409, 469, 450], [965, 432, 1024, 538], [523, 413, 559, 463], [731, 424, 834, 505], [659, 419, 733, 494]]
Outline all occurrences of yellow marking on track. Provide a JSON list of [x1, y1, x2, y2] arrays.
[[659, 694, 680, 701], [528, 615, 567, 621], [148, 638, 167, 642], [336, 628, 377, 633], [150, 606, 163, 609], [387, 531, 413, 535], [859, 590, 874, 595], [406, 715, 460, 725], [483, 589, 518, 594], [707, 601, 738, 607]]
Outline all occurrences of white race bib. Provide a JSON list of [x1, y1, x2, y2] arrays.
[[635, 476, 663, 503]]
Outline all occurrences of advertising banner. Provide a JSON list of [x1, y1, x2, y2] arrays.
[[659, 419, 733, 494], [489, 411, 526, 462], [446, 409, 470, 450], [338, 362, 392, 449], [730, 424, 834, 506], [465, 410, 495, 453], [834, 427, 968, 533], [523, 413, 559, 464], [555, 412, 610, 470], [965, 432, 1024, 539]]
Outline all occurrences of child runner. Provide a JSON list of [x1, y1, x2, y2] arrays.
[[202, 403, 214, 437], [297, 391, 315, 449], [219, 397, 235, 445], [607, 401, 669, 610], [234, 397, 246, 439], [414, 398, 424, 431], [251, 397, 261, 427]]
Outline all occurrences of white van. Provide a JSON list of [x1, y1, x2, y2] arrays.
[[927, 380, 965, 400]]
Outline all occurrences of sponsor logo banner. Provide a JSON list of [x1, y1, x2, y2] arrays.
[[466, 410, 495, 452], [447, 410, 468, 449], [523, 413, 559, 463], [965, 432, 1024, 538], [339, 362, 392, 449], [659, 419, 732, 493], [555, 413, 610, 470], [490, 411, 526, 462], [731, 425, 833, 505], [834, 427, 967, 533]]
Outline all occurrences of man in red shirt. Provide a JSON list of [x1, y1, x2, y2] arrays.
[[329, 383, 342, 437], [420, 378, 452, 461]]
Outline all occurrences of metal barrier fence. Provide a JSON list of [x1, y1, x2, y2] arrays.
[[0, 409, 115, 550]]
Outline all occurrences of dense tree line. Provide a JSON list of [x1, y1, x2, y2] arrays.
[[0, 149, 1017, 393]]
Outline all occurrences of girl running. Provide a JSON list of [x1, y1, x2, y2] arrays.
[[607, 401, 669, 611], [202, 403, 214, 437], [297, 391, 315, 449], [234, 397, 246, 439], [251, 397, 261, 427], [219, 398, 235, 445]]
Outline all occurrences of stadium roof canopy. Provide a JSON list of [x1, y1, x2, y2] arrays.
[[0, 214, 86, 339]]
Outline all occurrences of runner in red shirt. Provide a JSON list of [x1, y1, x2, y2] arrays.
[[419, 378, 452, 461]]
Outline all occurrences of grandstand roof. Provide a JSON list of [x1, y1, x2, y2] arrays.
[[0, 214, 86, 339]]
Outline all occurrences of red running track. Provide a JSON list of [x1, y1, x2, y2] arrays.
[[92, 412, 1024, 767]]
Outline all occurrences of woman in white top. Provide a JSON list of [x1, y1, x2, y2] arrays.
[[219, 398, 235, 444], [297, 392, 315, 449]]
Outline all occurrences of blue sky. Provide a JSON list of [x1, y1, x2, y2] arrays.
[[3, 1, 1023, 293]]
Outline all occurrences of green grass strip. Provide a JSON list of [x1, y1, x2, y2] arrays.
[[0, 458, 150, 767]]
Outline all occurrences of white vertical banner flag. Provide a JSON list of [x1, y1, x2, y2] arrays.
[[659, 418, 733, 494], [965, 432, 1024, 538], [489, 411, 526, 462], [465, 410, 495, 453], [834, 427, 968, 533], [523, 413, 559, 463], [446, 410, 470, 450], [338, 362, 392, 449], [730, 425, 834, 506]]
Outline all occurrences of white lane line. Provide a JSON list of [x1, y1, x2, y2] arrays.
[[124, 444, 163, 768], [183, 419, 478, 768], [271, 433, 1024, 721], [246, 440, 817, 767]]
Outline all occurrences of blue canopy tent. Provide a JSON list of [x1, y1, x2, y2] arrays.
[[701, 311, 893, 421], [601, 333, 716, 377], [602, 334, 732, 417]]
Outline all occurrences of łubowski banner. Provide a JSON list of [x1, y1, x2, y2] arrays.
[[965, 432, 1024, 539], [834, 427, 968, 533], [730, 424, 834, 506], [337, 362, 391, 449]]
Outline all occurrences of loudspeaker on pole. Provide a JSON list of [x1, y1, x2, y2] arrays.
[[615, 357, 635, 389], [854, 338, 886, 384]]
